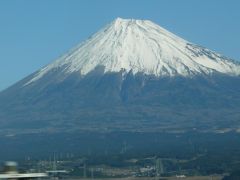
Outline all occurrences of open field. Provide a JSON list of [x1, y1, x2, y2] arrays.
[[69, 175, 223, 180]]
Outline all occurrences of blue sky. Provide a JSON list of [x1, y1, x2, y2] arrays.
[[0, 0, 239, 91]]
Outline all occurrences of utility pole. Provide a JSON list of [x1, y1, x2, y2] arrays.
[[156, 158, 164, 177], [83, 163, 87, 178], [53, 153, 57, 171], [91, 168, 94, 180]]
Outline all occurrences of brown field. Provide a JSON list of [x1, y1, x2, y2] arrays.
[[69, 175, 223, 180]]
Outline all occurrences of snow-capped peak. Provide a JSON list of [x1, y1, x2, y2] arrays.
[[26, 18, 240, 85]]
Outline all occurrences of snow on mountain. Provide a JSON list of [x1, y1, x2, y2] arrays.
[[26, 18, 240, 85]]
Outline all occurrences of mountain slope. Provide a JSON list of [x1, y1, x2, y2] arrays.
[[26, 18, 240, 85]]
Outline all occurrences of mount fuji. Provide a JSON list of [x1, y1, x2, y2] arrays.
[[26, 18, 240, 85], [0, 18, 240, 135]]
